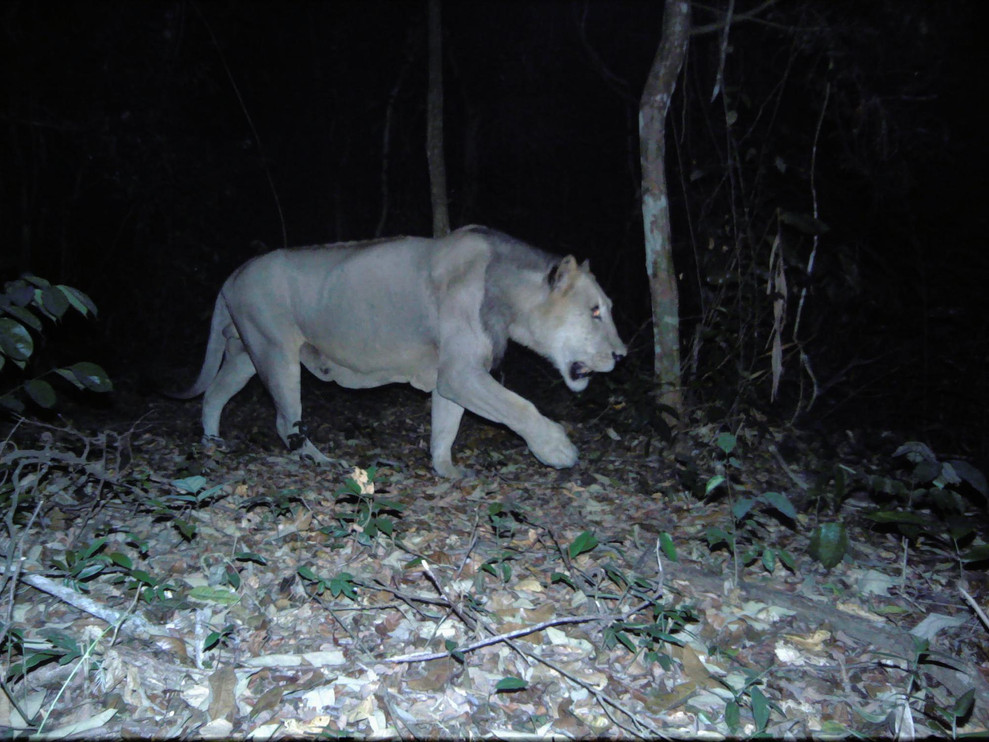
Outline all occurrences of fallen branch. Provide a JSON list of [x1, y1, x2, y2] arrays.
[[383, 599, 655, 664], [16, 571, 161, 638]]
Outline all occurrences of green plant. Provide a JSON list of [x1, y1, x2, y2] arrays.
[[480, 551, 518, 582], [487, 500, 528, 539], [810, 442, 988, 569], [244, 487, 307, 519], [715, 668, 778, 735], [49, 536, 177, 605], [604, 600, 698, 670], [322, 467, 404, 546], [704, 433, 797, 578], [146, 474, 228, 541], [204, 623, 237, 653], [872, 636, 976, 737], [0, 274, 111, 412], [297, 566, 359, 601], [3, 628, 83, 682]]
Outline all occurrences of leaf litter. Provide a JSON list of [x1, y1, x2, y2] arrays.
[[1, 379, 988, 738]]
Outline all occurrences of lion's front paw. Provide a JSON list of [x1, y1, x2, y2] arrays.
[[529, 423, 578, 469]]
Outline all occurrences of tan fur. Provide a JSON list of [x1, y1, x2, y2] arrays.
[[172, 226, 626, 477]]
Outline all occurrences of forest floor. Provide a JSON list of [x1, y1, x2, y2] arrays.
[[2, 361, 988, 739]]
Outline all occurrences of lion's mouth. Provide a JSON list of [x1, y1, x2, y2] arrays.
[[569, 362, 594, 382]]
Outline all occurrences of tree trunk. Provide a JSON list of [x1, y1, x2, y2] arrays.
[[426, 0, 450, 238], [639, 0, 690, 414]]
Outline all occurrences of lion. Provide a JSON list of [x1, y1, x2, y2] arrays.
[[170, 225, 626, 477]]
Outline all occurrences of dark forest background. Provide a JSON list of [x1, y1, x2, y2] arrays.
[[1, 0, 986, 467]]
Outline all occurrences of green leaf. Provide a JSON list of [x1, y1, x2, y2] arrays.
[[1, 304, 42, 331], [225, 567, 241, 589], [62, 361, 112, 392], [731, 497, 756, 521], [56, 285, 98, 317], [5, 281, 35, 306], [893, 441, 936, 464], [495, 676, 528, 692], [948, 688, 975, 720], [0, 392, 25, 412], [961, 544, 989, 563], [760, 490, 797, 520], [74, 563, 106, 580], [776, 548, 796, 572], [40, 285, 69, 319], [568, 531, 599, 559], [715, 432, 736, 455], [21, 273, 51, 289], [298, 565, 318, 580], [913, 459, 940, 484], [946, 460, 987, 497], [329, 573, 357, 600], [0, 318, 33, 362], [705, 474, 726, 496], [724, 699, 740, 732], [171, 475, 207, 494], [550, 572, 575, 589], [81, 537, 107, 560], [659, 531, 678, 562], [863, 510, 928, 526], [235, 551, 267, 565], [808, 522, 848, 569], [188, 586, 240, 605], [750, 685, 770, 730], [24, 379, 56, 408], [615, 630, 637, 653], [761, 547, 776, 573], [706, 525, 733, 550], [109, 552, 133, 570], [129, 569, 156, 585]]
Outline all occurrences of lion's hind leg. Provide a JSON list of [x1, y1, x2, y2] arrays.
[[251, 344, 334, 465], [431, 391, 468, 478], [202, 337, 256, 441]]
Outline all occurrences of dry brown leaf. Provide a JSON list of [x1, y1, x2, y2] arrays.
[[207, 665, 237, 722]]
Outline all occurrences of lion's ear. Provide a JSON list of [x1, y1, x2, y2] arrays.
[[548, 255, 580, 293]]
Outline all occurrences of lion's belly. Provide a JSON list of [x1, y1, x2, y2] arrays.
[[300, 342, 439, 392]]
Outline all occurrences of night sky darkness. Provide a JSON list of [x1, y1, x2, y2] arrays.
[[1, 1, 986, 462]]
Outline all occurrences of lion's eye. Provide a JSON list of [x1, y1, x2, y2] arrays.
[[591, 305, 602, 320]]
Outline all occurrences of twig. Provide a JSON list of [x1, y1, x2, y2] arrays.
[[960, 585, 989, 633], [384, 600, 654, 664], [421, 559, 476, 632], [692, 0, 781, 35]]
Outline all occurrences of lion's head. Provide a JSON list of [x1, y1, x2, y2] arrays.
[[531, 256, 626, 392]]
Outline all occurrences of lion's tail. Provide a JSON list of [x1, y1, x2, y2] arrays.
[[164, 295, 232, 400]]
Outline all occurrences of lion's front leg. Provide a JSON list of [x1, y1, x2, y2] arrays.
[[436, 367, 578, 471]]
